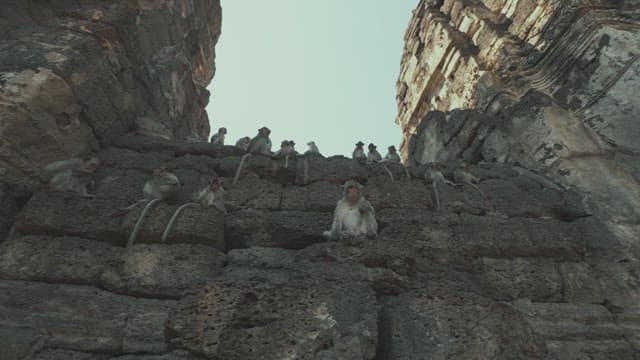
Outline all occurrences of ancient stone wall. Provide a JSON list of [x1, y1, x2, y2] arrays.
[[1, 138, 638, 359], [0, 0, 221, 188], [399, 0, 640, 251]]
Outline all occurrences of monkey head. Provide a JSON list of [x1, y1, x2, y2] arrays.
[[388, 145, 397, 153], [368, 143, 377, 151], [152, 167, 169, 176], [355, 141, 364, 149], [342, 180, 363, 205], [209, 177, 222, 190], [218, 127, 227, 134], [258, 127, 271, 137], [80, 156, 100, 173], [280, 140, 289, 148]]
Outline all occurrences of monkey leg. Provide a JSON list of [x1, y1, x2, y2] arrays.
[[303, 158, 309, 185], [232, 153, 251, 186], [162, 202, 199, 242], [382, 164, 395, 182], [432, 182, 440, 211], [127, 198, 160, 251]]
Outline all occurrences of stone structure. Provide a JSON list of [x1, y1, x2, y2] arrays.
[[0, 0, 221, 187], [0, 139, 638, 359], [0, 1, 639, 359], [398, 0, 639, 256]]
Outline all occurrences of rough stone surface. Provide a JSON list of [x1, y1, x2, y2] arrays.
[[0, 1, 222, 187], [0, 280, 174, 356], [0, 182, 17, 241], [166, 279, 378, 360], [0, 236, 225, 298], [400, 1, 640, 283], [1, 1, 640, 359]]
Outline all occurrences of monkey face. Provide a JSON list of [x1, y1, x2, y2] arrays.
[[209, 181, 221, 191], [346, 186, 360, 204]]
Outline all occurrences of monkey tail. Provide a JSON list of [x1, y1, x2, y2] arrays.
[[162, 202, 199, 242], [432, 182, 440, 211], [232, 153, 251, 186], [404, 165, 411, 180], [468, 182, 488, 201], [284, 155, 289, 169], [127, 198, 160, 251], [382, 164, 395, 182]]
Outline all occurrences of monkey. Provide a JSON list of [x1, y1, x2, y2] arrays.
[[247, 126, 273, 155], [305, 141, 321, 156], [323, 180, 377, 241], [352, 141, 367, 163], [210, 127, 227, 146], [126, 167, 181, 250], [367, 143, 382, 163], [41, 156, 100, 197], [274, 140, 297, 168], [381, 145, 402, 163], [453, 163, 488, 200], [424, 162, 458, 211], [162, 176, 226, 242], [235, 136, 251, 151]]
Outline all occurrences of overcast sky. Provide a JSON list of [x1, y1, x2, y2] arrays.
[[206, 0, 417, 157]]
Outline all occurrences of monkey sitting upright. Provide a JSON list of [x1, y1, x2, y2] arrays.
[[235, 136, 251, 151], [41, 155, 101, 197], [162, 176, 227, 242], [305, 141, 321, 156], [210, 127, 227, 146], [323, 180, 377, 241], [381, 145, 401, 163], [247, 126, 273, 155], [352, 141, 367, 163], [367, 143, 382, 163], [126, 167, 181, 250]]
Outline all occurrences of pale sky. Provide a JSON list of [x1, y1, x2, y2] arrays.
[[206, 0, 417, 157]]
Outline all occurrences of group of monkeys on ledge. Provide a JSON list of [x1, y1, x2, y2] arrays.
[[39, 126, 484, 249], [209, 126, 402, 164]]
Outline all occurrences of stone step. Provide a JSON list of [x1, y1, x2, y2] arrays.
[[0, 280, 175, 358], [512, 301, 634, 341], [0, 236, 225, 299]]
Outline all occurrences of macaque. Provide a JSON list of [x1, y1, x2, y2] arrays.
[[305, 141, 321, 155], [454, 163, 487, 200], [127, 167, 181, 250], [41, 156, 100, 197], [352, 141, 367, 162], [235, 136, 251, 151], [210, 127, 227, 146], [425, 162, 457, 211], [274, 140, 297, 168], [323, 180, 377, 241], [367, 143, 382, 163], [162, 176, 226, 242], [381, 145, 401, 163], [247, 126, 273, 155]]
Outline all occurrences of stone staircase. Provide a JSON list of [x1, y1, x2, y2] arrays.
[[0, 136, 638, 359]]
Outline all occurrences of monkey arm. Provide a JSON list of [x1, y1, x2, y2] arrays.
[[358, 200, 377, 237], [326, 200, 345, 240]]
